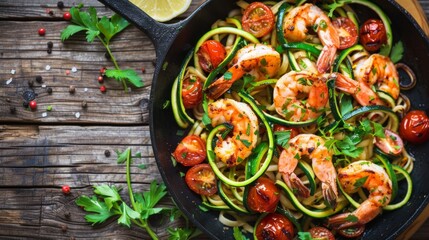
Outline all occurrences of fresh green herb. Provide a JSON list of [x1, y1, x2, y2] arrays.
[[163, 100, 170, 109], [390, 41, 404, 63], [319, 20, 327, 30], [353, 176, 369, 188], [298, 77, 312, 86], [274, 130, 291, 148], [224, 71, 233, 80], [233, 226, 250, 240], [61, 5, 142, 91], [236, 135, 251, 148], [345, 214, 359, 223], [372, 122, 385, 138], [76, 148, 198, 239], [340, 94, 353, 116], [138, 164, 147, 170], [298, 231, 313, 240]]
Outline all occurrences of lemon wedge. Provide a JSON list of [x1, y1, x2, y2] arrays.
[[130, 0, 192, 22]]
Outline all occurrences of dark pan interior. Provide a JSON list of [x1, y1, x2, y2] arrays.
[[147, 0, 429, 239]]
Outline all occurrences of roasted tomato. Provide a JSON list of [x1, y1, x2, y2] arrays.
[[173, 135, 206, 166], [242, 2, 275, 38], [332, 17, 358, 49], [247, 177, 280, 213], [197, 40, 226, 73], [399, 110, 429, 144], [309, 226, 335, 240], [182, 74, 203, 109], [338, 225, 365, 238], [375, 129, 404, 155], [255, 213, 295, 240], [359, 19, 387, 52], [185, 164, 217, 196]]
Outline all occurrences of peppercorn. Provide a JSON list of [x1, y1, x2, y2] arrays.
[[47, 49, 52, 54], [69, 85, 75, 94], [99, 67, 106, 74], [99, 85, 106, 93], [64, 211, 71, 219], [47, 41, 53, 48], [47, 9, 54, 16], [62, 185, 71, 195], [104, 150, 111, 157], [23, 101, 29, 108], [47, 87, 53, 94], [35, 75, 43, 83], [81, 100, 87, 108], [97, 76, 104, 83], [28, 80, 34, 88], [29, 100, 37, 110], [10, 106, 16, 114], [61, 225, 67, 232], [57, 1, 64, 9], [38, 28, 46, 36]]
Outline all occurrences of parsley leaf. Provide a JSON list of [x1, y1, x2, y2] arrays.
[[118, 202, 140, 227], [298, 231, 313, 240], [233, 226, 250, 240], [275, 130, 291, 148], [93, 185, 122, 210], [75, 195, 115, 225], [345, 214, 359, 223], [134, 181, 167, 219], [105, 69, 143, 88], [353, 176, 369, 188], [390, 41, 404, 63]]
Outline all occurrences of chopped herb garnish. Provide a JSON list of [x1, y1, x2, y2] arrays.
[[354, 176, 369, 188]]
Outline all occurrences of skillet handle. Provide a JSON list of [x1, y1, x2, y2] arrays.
[[98, 0, 187, 58]]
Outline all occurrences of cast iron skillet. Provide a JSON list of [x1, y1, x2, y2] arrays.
[[99, 0, 429, 239]]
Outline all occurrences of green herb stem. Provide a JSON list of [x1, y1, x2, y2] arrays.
[[125, 149, 158, 240]]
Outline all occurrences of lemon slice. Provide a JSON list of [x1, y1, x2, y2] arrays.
[[130, 0, 192, 22]]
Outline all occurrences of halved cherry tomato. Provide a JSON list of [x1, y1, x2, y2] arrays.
[[185, 164, 217, 196], [242, 2, 275, 38], [399, 110, 429, 144], [247, 177, 280, 213], [173, 135, 206, 166], [332, 17, 358, 49], [375, 129, 404, 155], [309, 226, 335, 240], [197, 40, 226, 73], [359, 19, 387, 52], [255, 213, 295, 240], [338, 225, 365, 238], [182, 74, 203, 109]]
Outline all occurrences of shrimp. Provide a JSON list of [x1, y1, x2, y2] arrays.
[[354, 54, 400, 100], [278, 134, 338, 209], [207, 98, 259, 167], [273, 71, 328, 122], [283, 3, 340, 73], [205, 43, 281, 99], [334, 72, 385, 106], [328, 160, 392, 229]]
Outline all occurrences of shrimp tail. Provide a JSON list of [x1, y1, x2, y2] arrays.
[[335, 73, 385, 106], [205, 76, 234, 99], [322, 181, 338, 210], [317, 45, 337, 73], [283, 173, 311, 198], [327, 213, 362, 230]]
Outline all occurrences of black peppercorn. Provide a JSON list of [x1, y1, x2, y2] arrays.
[[47, 87, 53, 94], [35, 75, 43, 83], [47, 41, 53, 48], [28, 80, 34, 88], [57, 1, 64, 9], [81, 100, 87, 108], [10, 106, 16, 113], [47, 49, 52, 54], [23, 101, 29, 108], [104, 150, 111, 157]]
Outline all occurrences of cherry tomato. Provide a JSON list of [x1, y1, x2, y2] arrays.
[[62, 185, 71, 195], [399, 110, 429, 144], [247, 177, 280, 213], [185, 164, 217, 196], [242, 2, 275, 38], [338, 225, 365, 238], [197, 40, 226, 73], [38, 28, 46, 36], [309, 226, 335, 240], [173, 135, 206, 166], [375, 129, 404, 155], [255, 213, 295, 240], [182, 75, 203, 109], [63, 12, 72, 21], [332, 17, 358, 49], [29, 100, 37, 110], [359, 19, 387, 52]]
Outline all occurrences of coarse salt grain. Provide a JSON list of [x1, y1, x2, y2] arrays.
[[6, 78, 13, 85], [84, 88, 88, 92], [75, 112, 81, 119], [10, 69, 16, 75], [71, 67, 77, 73], [42, 112, 48, 118], [41, 84, 47, 88], [45, 65, 51, 71]]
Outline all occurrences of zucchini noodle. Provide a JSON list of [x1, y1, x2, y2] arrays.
[[170, 0, 417, 238]]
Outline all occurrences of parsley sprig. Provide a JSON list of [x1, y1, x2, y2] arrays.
[[61, 5, 143, 91], [76, 148, 199, 239]]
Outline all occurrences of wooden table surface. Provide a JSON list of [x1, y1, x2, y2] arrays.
[[0, 0, 428, 239]]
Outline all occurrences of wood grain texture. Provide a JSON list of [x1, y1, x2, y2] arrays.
[[0, 0, 428, 239]]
